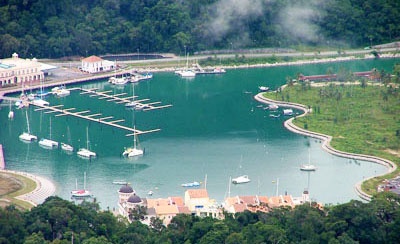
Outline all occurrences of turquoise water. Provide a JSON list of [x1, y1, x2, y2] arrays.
[[1, 58, 398, 210]]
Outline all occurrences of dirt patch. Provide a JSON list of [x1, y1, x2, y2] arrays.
[[0, 173, 23, 195], [385, 149, 400, 157]]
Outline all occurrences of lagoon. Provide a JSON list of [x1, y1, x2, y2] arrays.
[[0, 58, 398, 210]]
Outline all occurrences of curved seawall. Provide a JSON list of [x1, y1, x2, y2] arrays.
[[254, 93, 397, 201]]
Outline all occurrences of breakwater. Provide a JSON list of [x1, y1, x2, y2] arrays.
[[254, 93, 397, 201]]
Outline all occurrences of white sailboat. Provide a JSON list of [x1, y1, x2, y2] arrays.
[[39, 117, 59, 149], [71, 172, 92, 197], [176, 53, 196, 77], [7, 100, 14, 119], [19, 110, 37, 142], [122, 126, 144, 157], [61, 126, 74, 153], [77, 127, 96, 158], [300, 148, 317, 171]]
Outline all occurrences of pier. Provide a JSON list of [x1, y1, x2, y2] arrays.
[[0, 144, 5, 169], [32, 102, 160, 136], [76, 87, 172, 111]]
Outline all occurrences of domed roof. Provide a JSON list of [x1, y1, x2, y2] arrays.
[[119, 185, 134, 193], [127, 194, 142, 203]]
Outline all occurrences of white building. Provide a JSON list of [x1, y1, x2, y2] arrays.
[[0, 53, 44, 87], [81, 55, 115, 73]]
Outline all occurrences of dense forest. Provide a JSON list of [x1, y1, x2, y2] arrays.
[[1, 193, 400, 243], [0, 0, 399, 59]]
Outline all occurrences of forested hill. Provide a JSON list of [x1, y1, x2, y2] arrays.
[[0, 0, 399, 59]]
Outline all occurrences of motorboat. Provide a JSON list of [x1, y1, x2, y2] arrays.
[[232, 175, 251, 184], [112, 180, 128, 185], [110, 76, 129, 85], [259, 86, 270, 92], [61, 142, 74, 152], [283, 109, 294, 116], [122, 147, 144, 157], [77, 127, 96, 159], [300, 164, 317, 171], [268, 104, 279, 110], [52, 86, 70, 97], [19, 110, 37, 142], [181, 181, 200, 187]]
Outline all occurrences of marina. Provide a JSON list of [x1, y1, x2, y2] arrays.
[[0, 58, 397, 210]]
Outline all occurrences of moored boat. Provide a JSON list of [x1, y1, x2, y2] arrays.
[[181, 181, 200, 187], [232, 175, 251, 184]]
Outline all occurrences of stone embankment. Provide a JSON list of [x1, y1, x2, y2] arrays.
[[254, 93, 397, 201]]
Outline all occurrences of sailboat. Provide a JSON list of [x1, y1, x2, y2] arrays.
[[61, 126, 74, 153], [71, 172, 92, 197], [300, 148, 317, 171], [122, 126, 144, 157], [77, 127, 96, 158], [7, 100, 14, 119], [19, 110, 37, 142], [39, 117, 59, 149], [108, 60, 128, 85], [33, 78, 50, 106], [125, 83, 138, 108], [176, 53, 196, 77]]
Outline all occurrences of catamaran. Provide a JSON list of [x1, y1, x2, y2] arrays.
[[71, 172, 92, 198], [19, 110, 37, 142], [122, 127, 144, 157], [39, 117, 59, 149], [77, 127, 96, 158]]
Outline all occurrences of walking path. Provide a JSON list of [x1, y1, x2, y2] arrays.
[[254, 93, 397, 201], [0, 145, 56, 207]]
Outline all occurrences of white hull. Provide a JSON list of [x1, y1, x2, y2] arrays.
[[71, 189, 92, 197], [61, 143, 74, 152], [8, 111, 14, 119], [232, 175, 251, 184], [39, 138, 59, 149], [32, 99, 49, 106], [77, 148, 96, 158], [178, 70, 196, 77], [300, 164, 317, 171], [123, 147, 143, 157], [19, 132, 37, 142]]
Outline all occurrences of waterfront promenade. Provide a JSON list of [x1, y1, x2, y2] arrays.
[[0, 144, 55, 207], [254, 93, 397, 201]]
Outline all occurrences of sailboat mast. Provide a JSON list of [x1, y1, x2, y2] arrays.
[[86, 127, 89, 149], [26, 111, 31, 133], [84, 172, 86, 190]]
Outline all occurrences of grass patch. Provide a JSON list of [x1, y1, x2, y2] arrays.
[[264, 82, 400, 195], [0, 171, 37, 209]]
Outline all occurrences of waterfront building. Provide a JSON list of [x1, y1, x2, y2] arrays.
[[117, 184, 191, 226], [223, 191, 310, 214], [81, 55, 114, 73], [146, 197, 191, 226], [184, 189, 221, 218], [0, 53, 44, 87]]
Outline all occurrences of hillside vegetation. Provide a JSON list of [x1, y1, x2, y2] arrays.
[[0, 0, 399, 58]]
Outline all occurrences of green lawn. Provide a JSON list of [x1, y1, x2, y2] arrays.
[[264, 82, 400, 195]]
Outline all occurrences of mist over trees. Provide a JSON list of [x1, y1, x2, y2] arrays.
[[0, 0, 399, 58]]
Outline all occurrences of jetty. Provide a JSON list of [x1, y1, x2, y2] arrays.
[[0, 144, 5, 169], [76, 87, 172, 111], [32, 101, 159, 136]]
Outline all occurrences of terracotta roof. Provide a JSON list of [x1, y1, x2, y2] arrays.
[[233, 204, 247, 213], [186, 189, 209, 198], [177, 206, 191, 214], [82, 55, 103, 63], [155, 205, 179, 215], [147, 197, 184, 208]]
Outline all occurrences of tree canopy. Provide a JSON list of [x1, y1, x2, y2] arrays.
[[1, 193, 400, 243], [0, 0, 399, 58]]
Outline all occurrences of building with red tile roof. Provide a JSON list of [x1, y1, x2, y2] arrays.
[[81, 55, 115, 73]]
